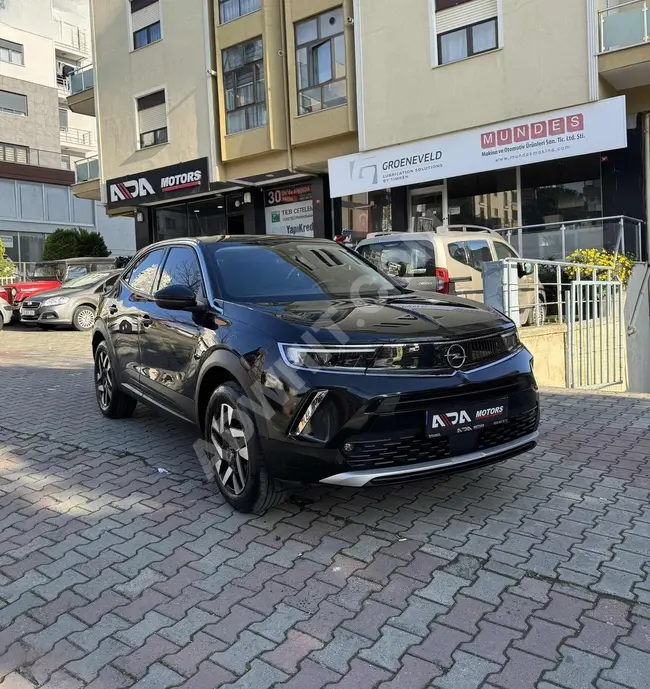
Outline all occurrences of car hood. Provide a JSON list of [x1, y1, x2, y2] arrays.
[[230, 292, 513, 343], [26, 286, 89, 301]]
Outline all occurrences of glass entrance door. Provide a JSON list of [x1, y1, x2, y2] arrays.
[[410, 185, 444, 232]]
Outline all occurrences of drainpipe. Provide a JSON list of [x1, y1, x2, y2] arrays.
[[279, 0, 295, 174], [645, 113, 650, 261]]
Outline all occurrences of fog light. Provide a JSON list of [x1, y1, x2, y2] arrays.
[[294, 391, 328, 436], [343, 443, 354, 453]]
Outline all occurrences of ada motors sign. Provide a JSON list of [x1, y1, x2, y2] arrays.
[[264, 185, 314, 237], [106, 158, 209, 210], [328, 96, 628, 197]]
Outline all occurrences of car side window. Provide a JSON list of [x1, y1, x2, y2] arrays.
[[125, 249, 166, 295], [494, 242, 518, 261], [448, 242, 469, 266], [464, 240, 493, 271], [358, 240, 435, 278], [97, 274, 119, 293], [157, 247, 205, 299]]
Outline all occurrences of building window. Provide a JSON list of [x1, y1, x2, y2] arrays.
[[219, 0, 261, 24], [222, 38, 267, 134], [131, 0, 161, 50], [438, 18, 498, 65], [0, 142, 29, 164], [0, 38, 24, 65], [59, 108, 69, 129], [61, 155, 71, 170], [295, 7, 347, 115], [0, 89, 27, 116], [137, 90, 168, 148]]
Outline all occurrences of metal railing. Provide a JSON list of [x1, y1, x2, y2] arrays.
[[56, 74, 70, 96], [0, 148, 72, 171], [60, 127, 94, 147], [496, 215, 644, 262], [75, 156, 99, 183], [54, 20, 90, 55], [68, 65, 94, 96], [599, 0, 649, 52]]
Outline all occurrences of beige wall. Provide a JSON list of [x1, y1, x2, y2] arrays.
[[92, 0, 213, 183], [358, 0, 592, 151]]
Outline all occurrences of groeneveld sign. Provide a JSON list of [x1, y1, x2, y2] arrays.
[[328, 96, 628, 198], [264, 184, 314, 237], [106, 158, 209, 210]]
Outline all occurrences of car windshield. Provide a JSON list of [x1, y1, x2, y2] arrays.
[[29, 263, 63, 280], [208, 241, 402, 303], [62, 272, 113, 289]]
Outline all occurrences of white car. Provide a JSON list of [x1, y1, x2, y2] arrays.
[[0, 296, 12, 328]]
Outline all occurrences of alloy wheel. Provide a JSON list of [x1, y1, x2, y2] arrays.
[[210, 403, 249, 495], [77, 308, 96, 330], [96, 350, 113, 410]]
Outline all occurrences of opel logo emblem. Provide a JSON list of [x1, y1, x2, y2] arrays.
[[446, 344, 467, 370]]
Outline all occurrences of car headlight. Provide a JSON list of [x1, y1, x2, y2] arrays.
[[501, 329, 521, 353], [41, 296, 69, 307], [10, 288, 17, 297], [279, 343, 425, 372]]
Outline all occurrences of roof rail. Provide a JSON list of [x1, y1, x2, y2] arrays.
[[441, 224, 498, 235]]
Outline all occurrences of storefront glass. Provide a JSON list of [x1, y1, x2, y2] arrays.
[[370, 190, 392, 234], [520, 154, 603, 259], [410, 184, 443, 231], [188, 199, 227, 236], [155, 204, 189, 241], [447, 169, 518, 230]]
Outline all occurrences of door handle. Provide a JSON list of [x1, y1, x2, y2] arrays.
[[108, 303, 118, 315], [141, 315, 153, 327]]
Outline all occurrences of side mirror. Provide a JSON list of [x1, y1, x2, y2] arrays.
[[518, 262, 534, 278], [154, 284, 197, 310], [394, 277, 408, 288]]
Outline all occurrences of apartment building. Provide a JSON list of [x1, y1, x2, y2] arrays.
[[79, 0, 358, 248], [0, 0, 135, 262], [329, 0, 650, 261]]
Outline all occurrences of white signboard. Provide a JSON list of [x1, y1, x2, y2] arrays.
[[0, 235, 14, 249], [328, 96, 628, 198], [265, 185, 314, 237]]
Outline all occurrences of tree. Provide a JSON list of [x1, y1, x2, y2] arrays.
[[42, 229, 82, 261], [42, 228, 110, 261], [0, 237, 14, 278], [76, 229, 110, 258]]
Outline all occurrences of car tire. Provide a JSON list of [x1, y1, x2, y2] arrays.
[[94, 340, 137, 419], [204, 382, 291, 513], [73, 305, 96, 332]]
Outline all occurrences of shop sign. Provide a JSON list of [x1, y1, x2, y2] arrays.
[[328, 97, 628, 198], [264, 184, 314, 237], [106, 158, 209, 210], [0, 235, 14, 248]]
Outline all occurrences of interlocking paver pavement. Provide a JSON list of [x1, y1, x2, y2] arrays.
[[1, 327, 650, 688]]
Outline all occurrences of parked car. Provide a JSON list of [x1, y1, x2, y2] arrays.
[[92, 236, 539, 513], [1, 257, 118, 322], [20, 270, 121, 331], [356, 227, 546, 325], [0, 296, 11, 328]]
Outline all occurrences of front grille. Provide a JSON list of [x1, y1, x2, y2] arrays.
[[344, 406, 538, 472], [23, 301, 40, 309]]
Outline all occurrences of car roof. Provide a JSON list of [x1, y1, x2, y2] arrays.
[[150, 235, 337, 249], [358, 231, 501, 244]]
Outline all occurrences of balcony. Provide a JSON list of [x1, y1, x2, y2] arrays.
[[0, 147, 75, 185], [54, 20, 90, 59], [67, 65, 95, 117], [72, 156, 101, 201], [56, 75, 70, 99], [599, 0, 650, 90], [60, 126, 95, 153]]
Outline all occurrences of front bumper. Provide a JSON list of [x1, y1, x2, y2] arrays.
[[321, 432, 538, 487], [258, 348, 540, 486], [19, 306, 73, 325]]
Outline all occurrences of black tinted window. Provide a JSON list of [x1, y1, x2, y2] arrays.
[[158, 247, 204, 298], [125, 249, 165, 295], [208, 241, 400, 302], [357, 240, 436, 278]]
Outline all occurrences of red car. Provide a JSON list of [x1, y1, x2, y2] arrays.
[[1, 257, 118, 322]]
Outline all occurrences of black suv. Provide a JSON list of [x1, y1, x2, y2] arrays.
[[92, 236, 539, 513]]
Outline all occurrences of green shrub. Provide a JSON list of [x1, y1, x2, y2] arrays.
[[43, 228, 110, 261]]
